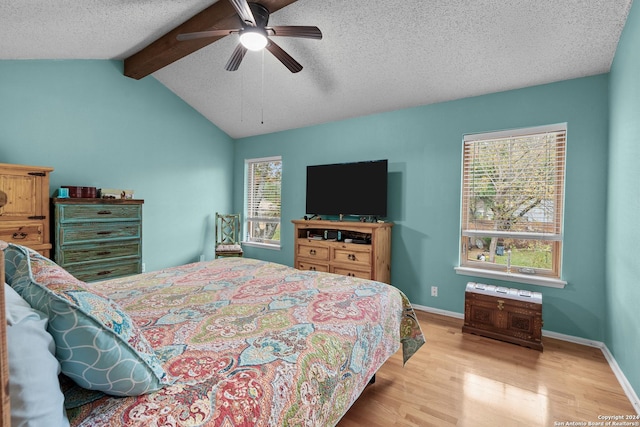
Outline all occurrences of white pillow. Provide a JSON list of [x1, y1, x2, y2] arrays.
[[5, 283, 69, 427]]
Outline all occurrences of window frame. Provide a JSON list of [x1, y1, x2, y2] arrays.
[[244, 156, 282, 250], [456, 124, 568, 288]]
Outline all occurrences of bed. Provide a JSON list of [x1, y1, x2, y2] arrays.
[[1, 241, 424, 426]]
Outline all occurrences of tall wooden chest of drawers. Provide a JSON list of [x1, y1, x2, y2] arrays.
[[53, 198, 144, 282], [0, 163, 54, 258], [462, 282, 543, 351]]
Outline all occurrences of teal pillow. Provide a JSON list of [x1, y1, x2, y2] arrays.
[[3, 244, 169, 396]]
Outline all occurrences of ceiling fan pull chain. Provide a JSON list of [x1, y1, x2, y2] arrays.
[[240, 62, 245, 123], [261, 48, 265, 125]]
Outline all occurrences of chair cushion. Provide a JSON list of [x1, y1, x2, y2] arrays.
[[3, 244, 170, 396], [216, 244, 243, 252]]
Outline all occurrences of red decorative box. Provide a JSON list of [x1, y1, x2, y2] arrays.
[[62, 186, 97, 198]]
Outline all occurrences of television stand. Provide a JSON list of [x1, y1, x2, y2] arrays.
[[292, 219, 393, 284]]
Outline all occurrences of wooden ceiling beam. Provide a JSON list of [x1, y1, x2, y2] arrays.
[[124, 0, 298, 80]]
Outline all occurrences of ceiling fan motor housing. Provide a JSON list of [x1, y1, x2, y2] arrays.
[[248, 3, 270, 27]]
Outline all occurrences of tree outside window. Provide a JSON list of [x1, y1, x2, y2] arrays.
[[246, 157, 282, 246], [461, 125, 566, 279]]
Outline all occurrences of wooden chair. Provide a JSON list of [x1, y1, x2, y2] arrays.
[[215, 213, 243, 258]]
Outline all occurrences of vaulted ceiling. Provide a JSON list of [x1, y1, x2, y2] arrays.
[[0, 0, 632, 138]]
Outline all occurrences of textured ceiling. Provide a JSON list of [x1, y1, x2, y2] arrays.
[[0, 0, 632, 139]]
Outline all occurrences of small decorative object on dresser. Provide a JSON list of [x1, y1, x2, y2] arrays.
[[98, 188, 134, 199], [0, 163, 54, 258], [462, 282, 543, 351], [52, 198, 144, 281], [292, 219, 392, 283]]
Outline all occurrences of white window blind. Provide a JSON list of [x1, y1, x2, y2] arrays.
[[460, 124, 566, 278], [245, 156, 282, 246]]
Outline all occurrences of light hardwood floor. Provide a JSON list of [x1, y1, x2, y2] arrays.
[[339, 310, 637, 427]]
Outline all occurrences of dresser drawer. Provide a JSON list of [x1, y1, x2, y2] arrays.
[[0, 223, 44, 246], [56, 241, 141, 265], [66, 259, 141, 282], [58, 222, 141, 245], [297, 242, 329, 261], [331, 266, 371, 279], [296, 260, 330, 272], [57, 204, 141, 223], [332, 247, 371, 267]]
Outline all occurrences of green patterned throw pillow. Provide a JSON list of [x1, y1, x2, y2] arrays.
[[3, 244, 170, 396]]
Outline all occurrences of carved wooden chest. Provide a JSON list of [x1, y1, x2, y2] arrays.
[[463, 282, 543, 351]]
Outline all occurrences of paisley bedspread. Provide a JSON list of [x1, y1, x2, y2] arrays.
[[66, 257, 425, 427]]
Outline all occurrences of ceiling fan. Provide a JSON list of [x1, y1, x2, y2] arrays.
[[177, 0, 322, 73]]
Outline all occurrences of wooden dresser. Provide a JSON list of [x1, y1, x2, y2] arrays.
[[292, 219, 392, 284], [463, 282, 543, 351], [0, 163, 54, 257], [52, 198, 144, 282]]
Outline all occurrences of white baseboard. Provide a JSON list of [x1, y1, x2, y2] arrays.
[[600, 344, 640, 415], [412, 305, 640, 414], [412, 303, 463, 319], [542, 330, 640, 414], [541, 329, 604, 348]]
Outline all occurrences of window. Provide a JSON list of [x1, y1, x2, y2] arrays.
[[245, 156, 282, 247], [458, 124, 567, 286]]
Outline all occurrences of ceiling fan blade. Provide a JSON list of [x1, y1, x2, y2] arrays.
[[229, 0, 257, 26], [225, 43, 248, 71], [266, 40, 303, 73], [177, 29, 236, 41], [269, 26, 322, 39]]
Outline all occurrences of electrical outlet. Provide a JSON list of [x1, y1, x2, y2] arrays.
[[142, 263, 146, 273], [431, 286, 438, 297]]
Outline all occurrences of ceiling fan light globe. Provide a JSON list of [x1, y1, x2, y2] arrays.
[[239, 30, 268, 51]]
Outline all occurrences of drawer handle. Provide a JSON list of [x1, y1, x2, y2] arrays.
[[97, 231, 113, 235], [12, 232, 27, 240], [97, 270, 113, 276], [309, 249, 316, 255], [96, 251, 112, 256], [310, 266, 316, 271], [348, 273, 355, 277], [497, 300, 505, 311], [348, 254, 356, 261], [97, 210, 113, 215]]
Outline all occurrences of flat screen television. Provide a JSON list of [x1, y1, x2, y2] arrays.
[[306, 159, 388, 217]]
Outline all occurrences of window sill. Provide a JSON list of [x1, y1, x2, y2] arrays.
[[454, 267, 566, 289], [242, 241, 281, 251]]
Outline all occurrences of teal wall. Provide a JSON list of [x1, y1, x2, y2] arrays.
[[234, 75, 610, 341], [0, 60, 235, 270], [608, 0, 640, 403], [0, 47, 632, 396], [0, 27, 636, 404]]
